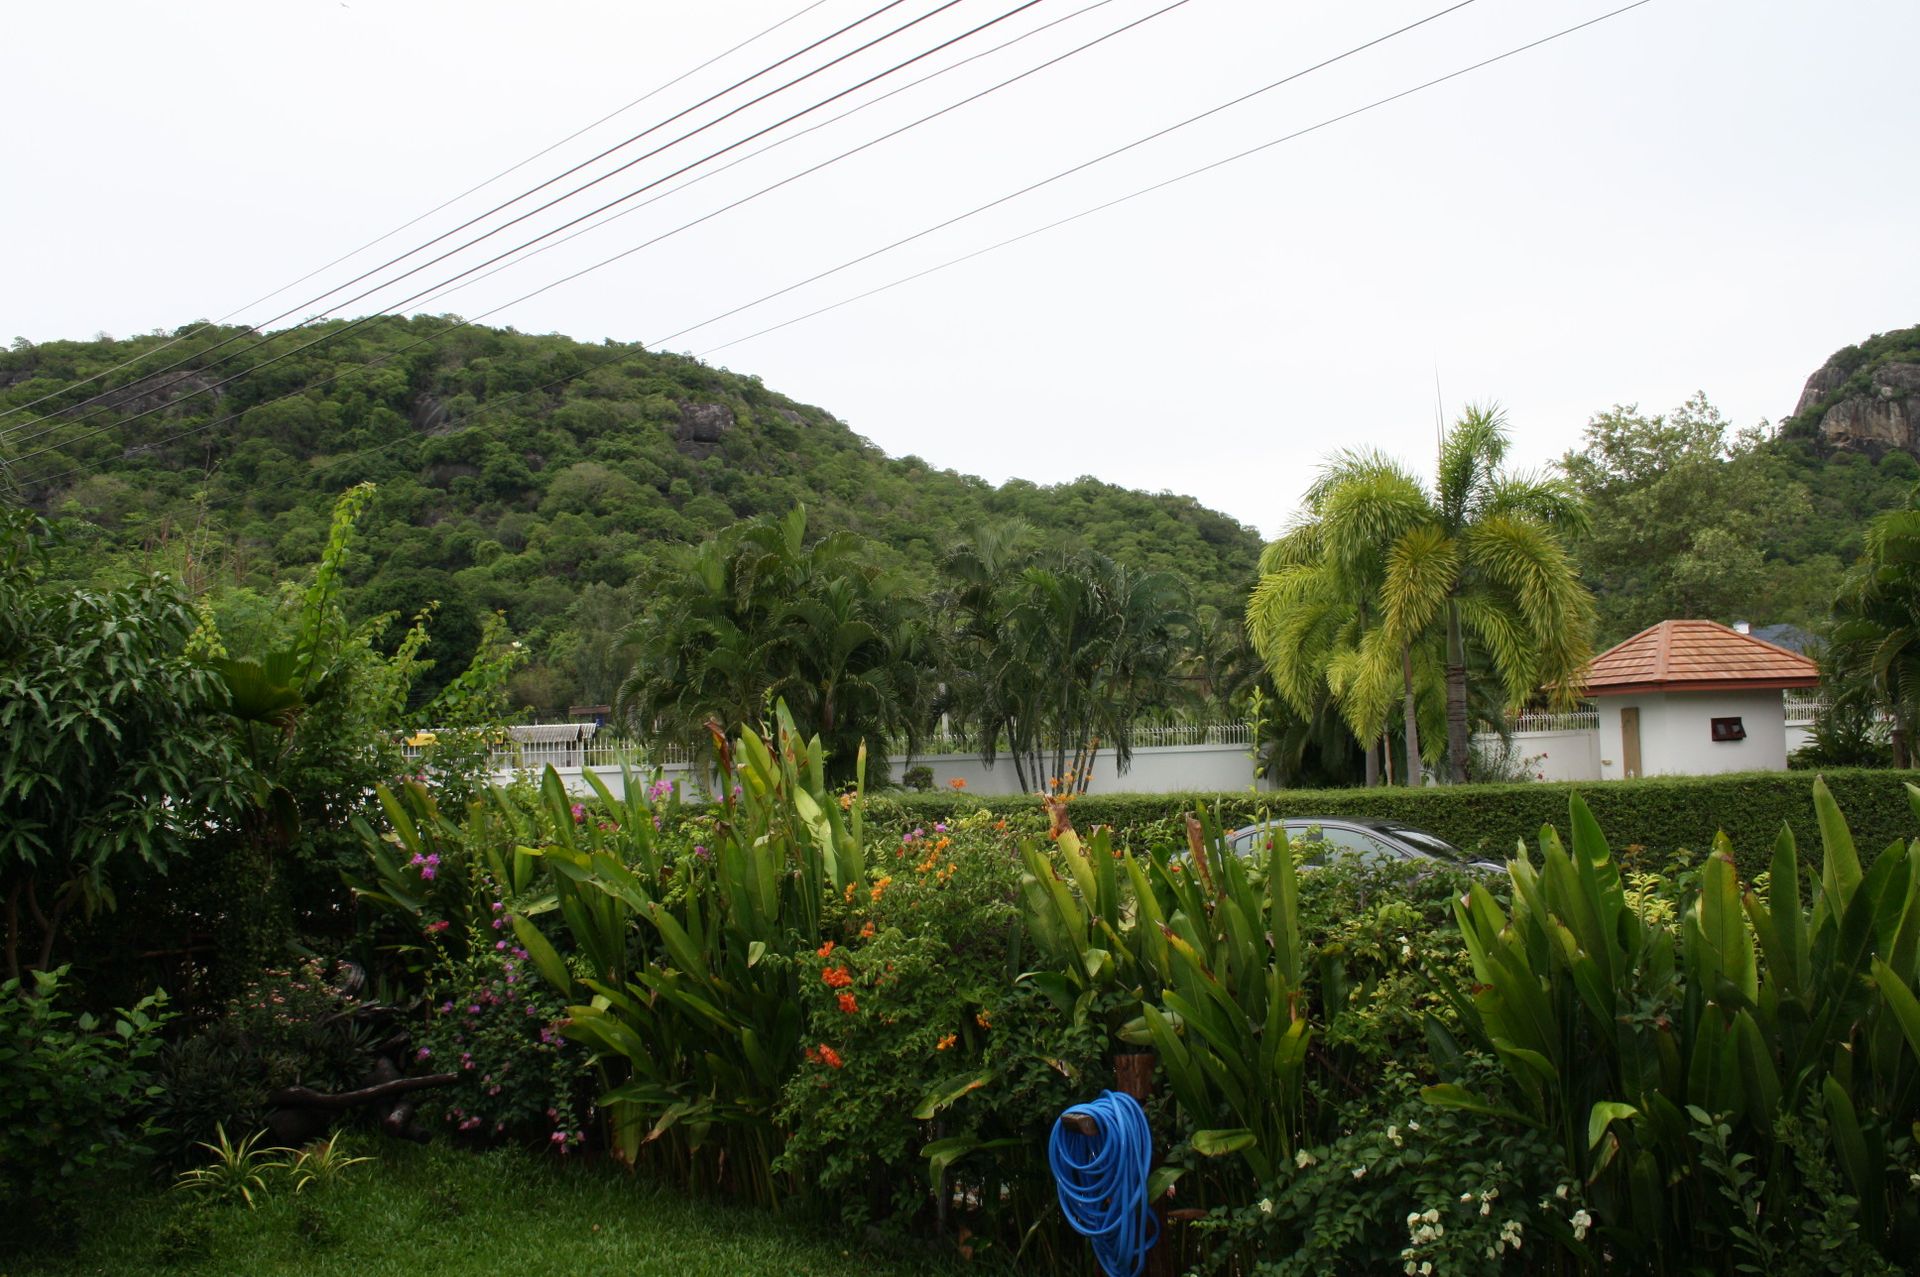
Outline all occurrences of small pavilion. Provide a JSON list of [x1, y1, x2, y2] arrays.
[[1585, 620, 1820, 779]]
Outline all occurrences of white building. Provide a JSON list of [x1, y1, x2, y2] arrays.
[[1586, 620, 1819, 779]]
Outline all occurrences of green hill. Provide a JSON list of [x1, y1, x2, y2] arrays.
[[0, 317, 1263, 709]]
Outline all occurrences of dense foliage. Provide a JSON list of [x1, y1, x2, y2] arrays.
[[866, 766, 1920, 881], [1, 319, 1264, 713], [1563, 389, 1919, 645], [0, 967, 172, 1247]]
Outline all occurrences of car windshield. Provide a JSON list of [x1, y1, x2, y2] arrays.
[[1375, 825, 1463, 859]]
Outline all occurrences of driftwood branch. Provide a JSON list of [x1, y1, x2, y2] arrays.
[[268, 1073, 457, 1110]]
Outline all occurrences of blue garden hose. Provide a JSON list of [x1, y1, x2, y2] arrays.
[[1049, 1089, 1158, 1277]]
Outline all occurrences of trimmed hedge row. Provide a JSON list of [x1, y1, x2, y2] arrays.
[[867, 768, 1920, 881]]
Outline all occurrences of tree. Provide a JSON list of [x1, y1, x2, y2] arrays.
[[1258, 407, 1596, 784], [617, 507, 936, 784], [1248, 464, 1445, 786], [0, 510, 250, 979], [1829, 487, 1920, 767], [941, 524, 1193, 793], [1561, 394, 1811, 641]]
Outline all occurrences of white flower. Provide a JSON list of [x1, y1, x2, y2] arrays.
[[1480, 1201, 1491, 1216], [1422, 1208, 1440, 1225], [1387, 1125, 1402, 1147], [1352, 1164, 1368, 1180], [1296, 1149, 1318, 1169], [1404, 1264, 1418, 1275], [1430, 1223, 1444, 1239], [1407, 1120, 1420, 1132], [1459, 1192, 1474, 1204], [1407, 1211, 1423, 1229], [1258, 1198, 1273, 1216], [1571, 1208, 1591, 1241], [1554, 1183, 1569, 1200], [1419, 1263, 1432, 1276]]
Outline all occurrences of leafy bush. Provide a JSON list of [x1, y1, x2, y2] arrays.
[[0, 966, 173, 1248], [155, 960, 379, 1157], [1427, 778, 1920, 1269], [867, 766, 1920, 879]]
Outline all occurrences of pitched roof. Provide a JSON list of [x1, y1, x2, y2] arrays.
[[1582, 619, 1820, 696]]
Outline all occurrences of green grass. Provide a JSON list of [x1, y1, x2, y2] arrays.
[[10, 1139, 973, 1277]]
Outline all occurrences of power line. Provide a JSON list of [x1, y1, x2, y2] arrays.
[[409, 0, 1136, 315], [15, 0, 1654, 498], [700, 0, 1660, 357], [0, 0, 835, 428], [1, 0, 1048, 461], [15, 0, 1658, 499], [652, 0, 1481, 349], [2, 0, 1117, 478], [696, 0, 1658, 358], [0, 0, 930, 440]]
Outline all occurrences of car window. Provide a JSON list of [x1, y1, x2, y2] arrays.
[[1318, 826, 1398, 865], [1377, 825, 1461, 859]]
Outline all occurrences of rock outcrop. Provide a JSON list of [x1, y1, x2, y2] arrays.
[[1790, 326, 1920, 456], [674, 400, 734, 457]]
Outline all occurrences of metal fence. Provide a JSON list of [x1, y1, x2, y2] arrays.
[[1475, 706, 1599, 735], [1784, 689, 1822, 728]]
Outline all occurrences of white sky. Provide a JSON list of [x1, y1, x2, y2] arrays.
[[5, 0, 1916, 539]]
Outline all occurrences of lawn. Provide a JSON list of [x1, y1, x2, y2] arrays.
[[11, 1140, 975, 1277]]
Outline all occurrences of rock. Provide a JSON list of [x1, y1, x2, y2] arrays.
[[73, 368, 223, 417], [1813, 362, 1920, 456], [674, 399, 734, 457], [411, 393, 451, 433]]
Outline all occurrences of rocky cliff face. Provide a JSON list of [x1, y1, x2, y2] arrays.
[[1790, 326, 1920, 456]]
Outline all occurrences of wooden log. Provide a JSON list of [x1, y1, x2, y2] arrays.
[[267, 1072, 457, 1110], [1113, 1053, 1172, 1277]]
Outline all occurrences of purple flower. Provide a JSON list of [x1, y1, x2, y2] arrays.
[[495, 940, 508, 951], [415, 1046, 431, 1060], [934, 823, 948, 834], [693, 844, 709, 859]]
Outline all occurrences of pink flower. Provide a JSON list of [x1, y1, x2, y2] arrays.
[[426, 920, 450, 935], [495, 940, 508, 951], [571, 803, 586, 824]]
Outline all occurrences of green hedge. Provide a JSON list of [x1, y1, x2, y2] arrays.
[[867, 768, 1920, 881]]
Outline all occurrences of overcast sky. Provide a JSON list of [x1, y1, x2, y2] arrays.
[[6, 0, 1916, 538]]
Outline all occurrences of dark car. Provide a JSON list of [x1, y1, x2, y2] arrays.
[[1225, 818, 1503, 877]]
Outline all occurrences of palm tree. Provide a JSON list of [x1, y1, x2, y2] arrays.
[[1829, 488, 1920, 767], [941, 527, 1193, 793], [617, 507, 935, 784], [1253, 406, 1595, 783], [1249, 468, 1442, 785]]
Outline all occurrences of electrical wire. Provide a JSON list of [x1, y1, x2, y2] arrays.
[[0, 0, 936, 443], [0, 0, 835, 427], [9, 0, 1657, 496], [408, 0, 1137, 315], [0, 0, 1049, 460]]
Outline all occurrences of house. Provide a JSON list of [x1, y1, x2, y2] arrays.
[[1586, 620, 1820, 779]]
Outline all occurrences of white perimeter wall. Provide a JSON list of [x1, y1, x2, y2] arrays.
[[1478, 728, 1602, 782], [1596, 690, 1790, 779]]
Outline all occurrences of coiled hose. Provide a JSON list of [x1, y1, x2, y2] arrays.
[[1049, 1089, 1158, 1277]]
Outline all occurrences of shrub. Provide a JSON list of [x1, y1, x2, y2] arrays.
[[0, 966, 173, 1249], [865, 766, 1920, 880]]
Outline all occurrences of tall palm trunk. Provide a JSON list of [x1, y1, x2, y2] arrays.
[[1444, 599, 1470, 783], [1363, 736, 1380, 787], [1401, 643, 1421, 787]]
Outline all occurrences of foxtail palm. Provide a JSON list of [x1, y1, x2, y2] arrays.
[[1254, 407, 1595, 783]]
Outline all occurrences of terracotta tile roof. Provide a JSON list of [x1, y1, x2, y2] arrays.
[[1583, 620, 1820, 695]]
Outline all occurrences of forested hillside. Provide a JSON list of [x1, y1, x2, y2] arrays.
[[0, 318, 1263, 709]]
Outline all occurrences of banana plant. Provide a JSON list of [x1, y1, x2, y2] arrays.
[[1427, 778, 1920, 1267]]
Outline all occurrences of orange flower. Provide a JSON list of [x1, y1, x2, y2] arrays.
[[974, 1010, 991, 1029], [869, 875, 892, 902], [936, 1033, 958, 1051], [817, 940, 835, 959], [823, 966, 853, 989], [837, 992, 858, 1015], [819, 1044, 844, 1069], [843, 883, 856, 903], [949, 777, 967, 790], [859, 920, 875, 940], [838, 792, 854, 810]]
